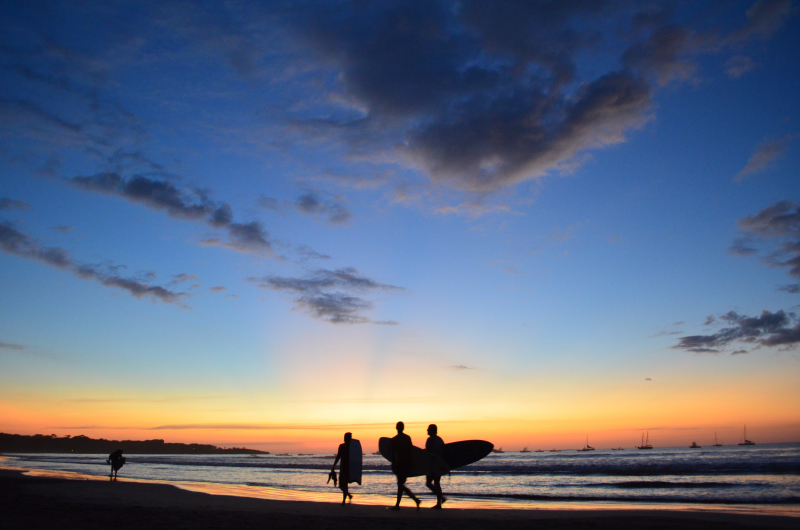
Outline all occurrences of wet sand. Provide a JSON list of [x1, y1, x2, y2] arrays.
[[2, 468, 796, 530]]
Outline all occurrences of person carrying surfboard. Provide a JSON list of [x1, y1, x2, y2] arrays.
[[330, 432, 355, 505], [107, 449, 125, 481], [425, 424, 446, 508], [390, 421, 420, 510]]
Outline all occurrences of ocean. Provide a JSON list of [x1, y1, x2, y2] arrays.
[[3, 443, 799, 513]]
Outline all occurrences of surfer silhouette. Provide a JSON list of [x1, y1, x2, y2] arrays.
[[425, 424, 446, 508], [107, 449, 125, 481], [330, 432, 354, 504], [390, 421, 420, 510]]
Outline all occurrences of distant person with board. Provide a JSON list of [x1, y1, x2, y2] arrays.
[[329, 432, 362, 505], [425, 424, 446, 508], [107, 449, 125, 481], [390, 421, 420, 510]]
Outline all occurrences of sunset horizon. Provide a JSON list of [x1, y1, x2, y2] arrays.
[[2, 0, 799, 463]]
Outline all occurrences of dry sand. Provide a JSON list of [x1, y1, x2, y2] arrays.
[[2, 468, 797, 530]]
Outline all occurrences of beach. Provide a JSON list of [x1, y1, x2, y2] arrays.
[[2, 469, 796, 530]]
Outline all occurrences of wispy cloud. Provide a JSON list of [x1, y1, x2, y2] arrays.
[[729, 200, 800, 292], [0, 198, 32, 211], [735, 134, 797, 181], [0, 220, 187, 305], [259, 191, 352, 225], [0, 342, 25, 350], [248, 267, 403, 324], [70, 173, 272, 254]]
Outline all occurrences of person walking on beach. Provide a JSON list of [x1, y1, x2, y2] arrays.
[[390, 421, 420, 510], [425, 424, 446, 508], [330, 432, 354, 505], [107, 449, 125, 481]]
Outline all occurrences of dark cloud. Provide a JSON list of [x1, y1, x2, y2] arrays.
[[248, 267, 403, 324], [0, 198, 32, 211], [295, 192, 351, 225], [731, 201, 800, 285], [0, 342, 25, 350], [70, 173, 272, 254], [0, 220, 186, 305], [779, 284, 800, 294], [52, 225, 74, 234], [674, 309, 800, 353], [210, 286, 226, 292], [279, 1, 790, 192]]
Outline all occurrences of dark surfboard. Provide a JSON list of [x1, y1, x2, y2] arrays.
[[441, 440, 493, 470]]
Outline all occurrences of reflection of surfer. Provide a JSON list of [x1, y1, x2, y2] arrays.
[[390, 421, 420, 510], [425, 424, 446, 508], [107, 449, 125, 481], [330, 432, 354, 505]]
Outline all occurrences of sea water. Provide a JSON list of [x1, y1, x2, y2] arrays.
[[3, 443, 799, 511]]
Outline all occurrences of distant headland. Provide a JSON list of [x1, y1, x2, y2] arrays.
[[0, 433, 268, 454]]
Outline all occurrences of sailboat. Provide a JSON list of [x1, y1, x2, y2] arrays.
[[712, 432, 722, 447], [738, 425, 755, 446], [637, 431, 653, 450], [578, 435, 595, 451]]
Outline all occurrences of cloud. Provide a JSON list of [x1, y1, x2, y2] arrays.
[[70, 173, 272, 254], [735, 135, 797, 180], [51, 225, 74, 234], [650, 330, 682, 338], [248, 267, 403, 324], [725, 55, 755, 78], [210, 286, 226, 292], [259, 192, 352, 225], [0, 220, 187, 305], [0, 342, 25, 350], [276, 2, 791, 193], [295, 192, 351, 225], [170, 273, 199, 285], [0, 198, 32, 211], [673, 309, 800, 353], [727, 0, 794, 43], [295, 245, 331, 261], [731, 201, 800, 284]]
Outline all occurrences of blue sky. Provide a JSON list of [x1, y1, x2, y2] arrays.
[[1, 0, 799, 450]]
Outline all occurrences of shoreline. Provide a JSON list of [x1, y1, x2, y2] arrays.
[[2, 467, 798, 529]]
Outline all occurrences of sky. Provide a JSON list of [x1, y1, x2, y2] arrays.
[[1, 0, 799, 453]]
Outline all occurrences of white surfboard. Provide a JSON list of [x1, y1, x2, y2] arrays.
[[349, 439, 362, 485]]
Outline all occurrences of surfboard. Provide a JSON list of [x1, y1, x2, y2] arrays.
[[441, 440, 493, 470], [349, 439, 362, 485], [107, 456, 125, 471], [378, 437, 450, 478]]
